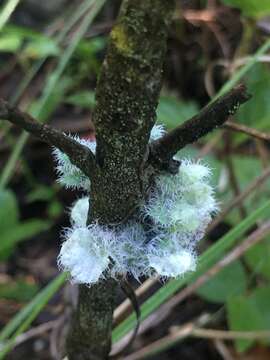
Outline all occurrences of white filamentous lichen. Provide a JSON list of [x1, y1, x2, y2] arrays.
[[70, 197, 89, 227], [58, 225, 112, 284], [56, 124, 218, 285], [149, 124, 166, 140], [53, 125, 163, 190], [52, 137, 96, 190]]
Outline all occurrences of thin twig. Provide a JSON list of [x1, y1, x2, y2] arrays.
[[191, 328, 270, 341], [0, 99, 96, 177], [224, 131, 247, 219], [123, 313, 212, 360], [196, 131, 223, 159], [125, 325, 270, 360], [255, 139, 269, 169], [224, 120, 270, 142], [207, 166, 270, 233], [14, 319, 62, 348], [214, 339, 234, 360], [149, 84, 251, 170]]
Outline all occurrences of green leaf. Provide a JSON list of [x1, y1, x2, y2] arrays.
[[245, 237, 270, 280], [196, 261, 247, 303], [0, 25, 59, 57], [0, 34, 21, 53], [3, 24, 53, 41], [65, 90, 96, 109], [0, 280, 39, 302], [47, 200, 63, 219], [76, 37, 106, 57], [227, 296, 261, 352], [0, 189, 19, 231], [0, 220, 51, 260], [29, 75, 73, 121], [227, 286, 270, 352], [0, 0, 20, 32], [157, 96, 199, 129], [23, 38, 60, 59], [26, 185, 56, 203], [218, 155, 270, 226], [234, 64, 270, 144], [249, 286, 270, 329], [222, 0, 270, 17]]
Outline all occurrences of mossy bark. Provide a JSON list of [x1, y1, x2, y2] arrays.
[[66, 1, 175, 359], [92, 0, 175, 224]]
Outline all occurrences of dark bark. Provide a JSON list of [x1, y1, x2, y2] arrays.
[[91, 0, 175, 224], [66, 1, 175, 359], [66, 281, 117, 360]]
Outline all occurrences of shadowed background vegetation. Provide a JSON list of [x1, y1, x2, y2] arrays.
[[1, 0, 270, 359]]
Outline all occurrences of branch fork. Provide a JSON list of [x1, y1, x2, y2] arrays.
[[0, 84, 251, 177]]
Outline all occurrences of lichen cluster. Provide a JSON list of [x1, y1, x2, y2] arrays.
[[55, 125, 217, 285]]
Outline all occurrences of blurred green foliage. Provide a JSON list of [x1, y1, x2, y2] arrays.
[[0, 25, 60, 58], [0, 189, 51, 260], [0, 280, 39, 302], [221, 0, 270, 17], [196, 260, 247, 303], [227, 286, 270, 352]]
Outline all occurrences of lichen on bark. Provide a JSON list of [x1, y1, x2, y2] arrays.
[[66, 1, 175, 359], [91, 0, 175, 224]]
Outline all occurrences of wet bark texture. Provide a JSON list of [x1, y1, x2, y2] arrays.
[[66, 1, 175, 359]]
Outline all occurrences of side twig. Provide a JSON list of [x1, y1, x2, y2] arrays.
[[149, 84, 251, 170], [0, 99, 96, 177], [224, 120, 270, 142]]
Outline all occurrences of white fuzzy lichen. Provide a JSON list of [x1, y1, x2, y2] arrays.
[[149, 124, 166, 140], [52, 136, 96, 191], [111, 223, 148, 280], [56, 125, 218, 285], [144, 159, 217, 236], [148, 250, 196, 278], [53, 125, 164, 191], [70, 197, 89, 227], [58, 225, 112, 284]]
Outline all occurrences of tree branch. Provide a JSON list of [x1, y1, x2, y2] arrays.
[[149, 84, 251, 171], [66, 1, 175, 359], [91, 0, 175, 223], [66, 281, 117, 360], [224, 120, 270, 142], [0, 99, 96, 177]]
